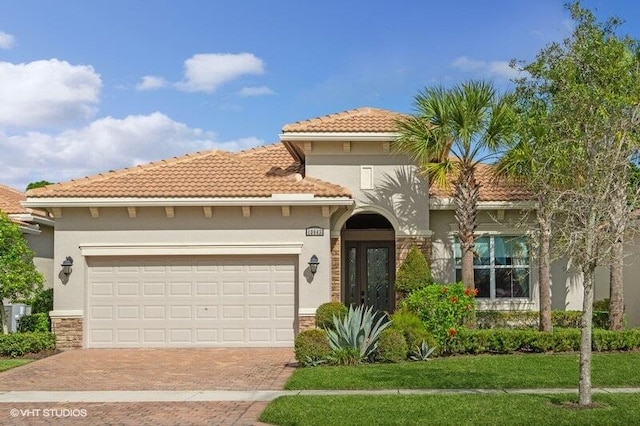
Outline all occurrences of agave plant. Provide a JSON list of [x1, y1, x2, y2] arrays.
[[409, 340, 436, 361], [325, 304, 391, 361]]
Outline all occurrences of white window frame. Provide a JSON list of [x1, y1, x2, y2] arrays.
[[454, 235, 531, 300]]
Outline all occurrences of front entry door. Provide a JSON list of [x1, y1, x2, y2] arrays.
[[344, 241, 395, 313]]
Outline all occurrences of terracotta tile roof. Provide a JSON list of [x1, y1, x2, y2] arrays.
[[0, 184, 49, 218], [429, 164, 532, 202], [27, 143, 351, 199], [282, 107, 406, 133]]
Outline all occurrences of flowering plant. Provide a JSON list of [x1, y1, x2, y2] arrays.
[[400, 282, 476, 346]]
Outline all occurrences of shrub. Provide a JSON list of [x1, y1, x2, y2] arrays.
[[593, 298, 611, 329], [377, 328, 408, 362], [389, 310, 438, 354], [315, 302, 348, 330], [31, 288, 53, 314], [400, 283, 476, 346], [17, 313, 50, 333], [476, 310, 602, 329], [395, 246, 432, 294], [0, 332, 55, 357], [294, 329, 331, 366], [445, 328, 640, 355], [326, 305, 390, 363]]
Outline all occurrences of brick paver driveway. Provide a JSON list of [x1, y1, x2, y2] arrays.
[[0, 348, 295, 425]]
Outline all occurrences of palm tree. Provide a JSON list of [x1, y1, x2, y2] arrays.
[[393, 80, 514, 290], [495, 109, 556, 332]]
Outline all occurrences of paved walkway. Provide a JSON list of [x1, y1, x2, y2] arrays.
[[0, 387, 639, 403]]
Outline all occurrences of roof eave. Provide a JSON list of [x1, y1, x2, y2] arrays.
[[429, 198, 535, 210], [279, 132, 399, 142], [23, 196, 355, 208]]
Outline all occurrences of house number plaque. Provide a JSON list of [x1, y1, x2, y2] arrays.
[[306, 226, 324, 237]]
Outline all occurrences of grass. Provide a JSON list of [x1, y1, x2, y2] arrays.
[[260, 393, 640, 426], [0, 359, 32, 372], [285, 352, 640, 389]]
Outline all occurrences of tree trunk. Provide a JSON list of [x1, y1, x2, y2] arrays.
[[455, 166, 480, 291], [538, 206, 552, 332], [579, 266, 595, 406], [609, 240, 624, 330], [608, 180, 627, 330], [0, 301, 8, 335]]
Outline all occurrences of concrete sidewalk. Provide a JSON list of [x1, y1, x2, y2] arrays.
[[1, 387, 639, 403]]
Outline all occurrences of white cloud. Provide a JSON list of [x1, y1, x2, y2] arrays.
[[0, 113, 264, 190], [136, 75, 168, 91], [0, 59, 101, 128], [239, 86, 275, 97], [0, 31, 15, 49], [451, 56, 521, 80], [176, 53, 265, 93]]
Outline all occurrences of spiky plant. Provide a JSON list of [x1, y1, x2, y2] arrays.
[[325, 305, 391, 362]]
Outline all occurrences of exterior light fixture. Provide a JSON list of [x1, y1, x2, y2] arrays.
[[61, 256, 74, 276], [308, 255, 319, 274]]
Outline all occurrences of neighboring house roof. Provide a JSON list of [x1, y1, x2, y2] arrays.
[[429, 164, 532, 202], [0, 184, 49, 217], [27, 143, 351, 199], [281, 107, 405, 133]]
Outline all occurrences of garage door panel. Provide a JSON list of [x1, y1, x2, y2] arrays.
[[87, 256, 296, 348]]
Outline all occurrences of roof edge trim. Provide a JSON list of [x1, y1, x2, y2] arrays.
[[24, 197, 354, 208], [279, 132, 398, 142]]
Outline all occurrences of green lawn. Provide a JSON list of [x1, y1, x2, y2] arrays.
[[260, 393, 640, 426], [286, 352, 640, 389], [0, 359, 32, 372]]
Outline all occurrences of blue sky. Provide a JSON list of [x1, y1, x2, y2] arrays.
[[0, 0, 638, 190]]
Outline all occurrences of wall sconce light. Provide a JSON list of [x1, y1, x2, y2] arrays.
[[61, 256, 74, 277], [308, 255, 319, 275]]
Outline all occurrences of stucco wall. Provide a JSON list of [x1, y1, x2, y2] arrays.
[[24, 225, 54, 289], [303, 142, 429, 236], [52, 205, 338, 317], [429, 209, 640, 325]]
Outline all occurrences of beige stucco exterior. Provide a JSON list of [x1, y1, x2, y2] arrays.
[[23, 222, 55, 290], [51, 205, 340, 316]]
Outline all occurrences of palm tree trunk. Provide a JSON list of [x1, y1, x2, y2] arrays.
[[538, 206, 552, 332], [608, 178, 626, 330], [455, 166, 480, 291]]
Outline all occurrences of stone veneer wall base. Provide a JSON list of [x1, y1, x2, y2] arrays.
[[51, 317, 83, 350]]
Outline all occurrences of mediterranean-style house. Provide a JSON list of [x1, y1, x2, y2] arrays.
[[0, 184, 55, 289], [23, 107, 640, 349]]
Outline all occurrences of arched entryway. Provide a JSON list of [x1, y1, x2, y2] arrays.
[[341, 213, 396, 313]]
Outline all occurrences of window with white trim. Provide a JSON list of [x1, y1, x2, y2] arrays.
[[454, 236, 530, 299]]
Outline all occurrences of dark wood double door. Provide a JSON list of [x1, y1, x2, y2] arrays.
[[344, 241, 395, 313]]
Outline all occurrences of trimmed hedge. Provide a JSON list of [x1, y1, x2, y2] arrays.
[[395, 246, 432, 294], [377, 328, 408, 363], [31, 288, 53, 314], [446, 328, 640, 355], [315, 302, 348, 330], [477, 310, 605, 329], [294, 329, 331, 365], [18, 313, 50, 333], [389, 310, 438, 354], [0, 332, 56, 357]]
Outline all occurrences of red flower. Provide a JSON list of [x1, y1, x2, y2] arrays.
[[450, 296, 458, 304], [473, 288, 479, 296], [448, 327, 457, 337], [464, 288, 471, 296], [441, 287, 449, 294]]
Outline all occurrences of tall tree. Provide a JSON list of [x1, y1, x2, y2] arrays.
[[0, 213, 44, 333], [520, 2, 640, 405], [393, 80, 514, 290], [495, 100, 560, 332]]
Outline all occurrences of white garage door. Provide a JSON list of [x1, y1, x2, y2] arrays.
[[86, 256, 296, 348]]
